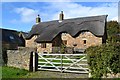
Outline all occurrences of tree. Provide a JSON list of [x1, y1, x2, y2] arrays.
[[107, 21, 120, 43]]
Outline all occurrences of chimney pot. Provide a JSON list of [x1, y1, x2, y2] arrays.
[[36, 14, 41, 24], [59, 11, 64, 22]]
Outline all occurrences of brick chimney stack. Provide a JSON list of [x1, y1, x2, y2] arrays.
[[59, 11, 64, 23], [36, 14, 41, 24]]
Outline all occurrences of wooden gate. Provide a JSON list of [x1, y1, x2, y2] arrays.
[[37, 53, 89, 74]]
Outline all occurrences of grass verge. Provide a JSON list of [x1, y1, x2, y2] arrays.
[[2, 66, 88, 78], [2, 66, 29, 78]]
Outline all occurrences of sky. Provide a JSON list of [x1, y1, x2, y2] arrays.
[[1, 1, 119, 32]]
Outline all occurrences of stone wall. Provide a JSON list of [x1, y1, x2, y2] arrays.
[[0, 49, 4, 66], [7, 47, 35, 70], [62, 32, 102, 49], [26, 32, 102, 53]]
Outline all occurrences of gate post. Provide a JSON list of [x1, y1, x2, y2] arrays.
[[33, 52, 35, 72], [33, 52, 38, 72]]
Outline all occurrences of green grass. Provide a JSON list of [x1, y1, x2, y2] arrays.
[[2, 66, 88, 78], [2, 66, 29, 78]]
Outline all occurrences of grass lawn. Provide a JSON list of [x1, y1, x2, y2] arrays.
[[2, 66, 88, 79], [2, 66, 29, 78]]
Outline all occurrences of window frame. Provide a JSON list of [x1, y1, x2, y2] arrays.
[[41, 43, 46, 48], [63, 40, 67, 45], [83, 40, 87, 45]]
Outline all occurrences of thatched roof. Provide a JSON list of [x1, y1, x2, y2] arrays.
[[26, 15, 107, 43]]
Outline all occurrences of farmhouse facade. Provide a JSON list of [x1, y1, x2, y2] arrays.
[[26, 11, 107, 53]]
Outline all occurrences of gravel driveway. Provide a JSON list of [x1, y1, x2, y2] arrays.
[[26, 70, 88, 78]]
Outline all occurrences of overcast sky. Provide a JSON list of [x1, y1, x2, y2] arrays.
[[1, 1, 119, 32]]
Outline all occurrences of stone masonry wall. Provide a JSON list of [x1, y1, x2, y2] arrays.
[[25, 32, 102, 53], [0, 49, 4, 66], [62, 32, 102, 49], [7, 47, 35, 70]]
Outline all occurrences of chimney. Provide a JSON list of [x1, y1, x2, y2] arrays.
[[59, 11, 64, 23], [36, 14, 41, 24]]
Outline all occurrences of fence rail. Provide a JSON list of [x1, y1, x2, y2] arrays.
[[37, 53, 89, 74]]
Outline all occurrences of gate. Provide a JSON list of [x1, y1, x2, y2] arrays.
[[37, 53, 89, 74]]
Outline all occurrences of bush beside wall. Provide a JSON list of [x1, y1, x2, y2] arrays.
[[85, 43, 120, 78]]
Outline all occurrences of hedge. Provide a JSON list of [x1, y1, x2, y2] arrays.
[[85, 43, 120, 78]]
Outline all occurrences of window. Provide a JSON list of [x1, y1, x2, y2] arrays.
[[63, 40, 67, 45], [81, 32, 85, 35], [83, 40, 86, 44], [41, 43, 46, 48], [34, 35, 38, 38], [9, 36, 14, 40], [62, 33, 67, 36]]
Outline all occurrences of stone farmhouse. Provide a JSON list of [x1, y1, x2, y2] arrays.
[[26, 11, 107, 53]]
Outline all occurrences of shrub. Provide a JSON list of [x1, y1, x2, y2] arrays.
[[86, 43, 120, 78]]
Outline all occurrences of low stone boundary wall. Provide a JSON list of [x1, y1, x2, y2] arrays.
[[7, 47, 35, 71], [0, 49, 4, 66]]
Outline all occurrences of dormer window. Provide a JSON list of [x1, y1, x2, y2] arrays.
[[9, 36, 14, 40], [62, 33, 67, 36], [35, 35, 38, 38], [81, 32, 85, 35]]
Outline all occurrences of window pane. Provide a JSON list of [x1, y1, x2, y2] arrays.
[[41, 43, 46, 48], [83, 40, 86, 44], [63, 40, 67, 45]]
